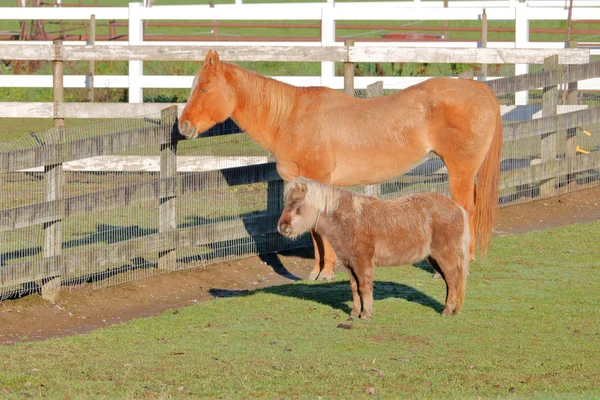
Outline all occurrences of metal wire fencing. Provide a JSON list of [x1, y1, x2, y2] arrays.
[[1, 62, 599, 300]]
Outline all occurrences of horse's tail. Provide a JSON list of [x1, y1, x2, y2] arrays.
[[474, 95, 503, 258], [456, 208, 470, 313]]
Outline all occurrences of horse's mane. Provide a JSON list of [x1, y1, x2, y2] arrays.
[[285, 177, 367, 216], [223, 62, 300, 132]]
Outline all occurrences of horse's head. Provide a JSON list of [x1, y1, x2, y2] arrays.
[[178, 50, 236, 139], [277, 179, 320, 239]]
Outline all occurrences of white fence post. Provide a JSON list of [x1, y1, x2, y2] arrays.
[[128, 2, 143, 104], [320, 4, 335, 88], [515, 0, 529, 105]]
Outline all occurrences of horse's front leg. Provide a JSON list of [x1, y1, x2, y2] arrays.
[[307, 231, 337, 281]]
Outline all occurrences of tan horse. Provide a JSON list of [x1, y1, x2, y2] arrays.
[[277, 177, 470, 318], [179, 50, 502, 281]]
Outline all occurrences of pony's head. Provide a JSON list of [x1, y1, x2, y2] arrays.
[[178, 50, 236, 139], [277, 178, 342, 239]]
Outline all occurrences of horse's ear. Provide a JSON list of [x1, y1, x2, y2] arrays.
[[205, 50, 220, 68]]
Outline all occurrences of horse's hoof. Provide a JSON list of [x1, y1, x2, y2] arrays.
[[350, 309, 360, 317], [317, 272, 335, 281], [307, 272, 320, 281], [432, 272, 442, 279]]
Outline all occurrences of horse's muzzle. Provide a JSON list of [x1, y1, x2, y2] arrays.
[[178, 120, 198, 139]]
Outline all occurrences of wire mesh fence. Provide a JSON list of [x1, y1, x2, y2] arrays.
[[1, 62, 599, 300]]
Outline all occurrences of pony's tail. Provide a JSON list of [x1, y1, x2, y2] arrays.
[[474, 96, 503, 259], [455, 208, 470, 313]]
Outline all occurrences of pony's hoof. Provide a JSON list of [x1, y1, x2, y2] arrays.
[[350, 309, 360, 317], [432, 272, 442, 279], [317, 272, 335, 281], [359, 309, 374, 320], [307, 272, 320, 281], [442, 307, 456, 317]]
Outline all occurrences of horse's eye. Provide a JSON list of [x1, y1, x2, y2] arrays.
[[200, 87, 210, 93]]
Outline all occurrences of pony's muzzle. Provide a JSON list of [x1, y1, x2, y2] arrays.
[[277, 221, 292, 237], [178, 120, 198, 139]]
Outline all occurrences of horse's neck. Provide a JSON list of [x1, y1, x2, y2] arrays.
[[226, 65, 298, 151]]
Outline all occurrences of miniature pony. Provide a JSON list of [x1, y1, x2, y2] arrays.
[[277, 177, 470, 319]]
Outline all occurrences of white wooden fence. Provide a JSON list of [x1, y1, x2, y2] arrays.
[[1, 0, 600, 107], [0, 43, 593, 119]]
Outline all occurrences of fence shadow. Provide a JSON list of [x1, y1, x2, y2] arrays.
[[209, 279, 445, 315]]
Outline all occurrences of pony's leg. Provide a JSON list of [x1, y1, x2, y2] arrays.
[[355, 259, 375, 320], [307, 231, 337, 281], [430, 255, 459, 316], [307, 231, 322, 280], [345, 265, 362, 317], [446, 167, 477, 262]]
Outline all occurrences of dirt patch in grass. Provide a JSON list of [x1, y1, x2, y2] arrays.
[[1, 186, 599, 344]]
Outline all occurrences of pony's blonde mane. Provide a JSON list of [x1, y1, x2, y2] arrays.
[[285, 178, 367, 216], [224, 62, 298, 132]]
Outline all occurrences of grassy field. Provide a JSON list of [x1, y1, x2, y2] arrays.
[[0, 221, 598, 399]]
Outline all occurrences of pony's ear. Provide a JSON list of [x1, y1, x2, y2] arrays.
[[205, 50, 220, 68], [291, 183, 307, 201]]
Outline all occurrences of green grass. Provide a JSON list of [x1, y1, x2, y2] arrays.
[[0, 221, 598, 399]]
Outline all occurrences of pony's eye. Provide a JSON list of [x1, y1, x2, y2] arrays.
[[199, 86, 210, 93]]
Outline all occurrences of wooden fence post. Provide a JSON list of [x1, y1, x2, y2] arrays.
[[40, 39, 65, 303], [539, 54, 560, 198], [364, 81, 384, 197], [87, 14, 96, 102], [158, 105, 179, 271], [343, 39, 354, 97], [565, 40, 579, 189], [481, 9, 488, 81]]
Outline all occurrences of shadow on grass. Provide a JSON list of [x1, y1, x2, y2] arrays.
[[209, 279, 445, 315]]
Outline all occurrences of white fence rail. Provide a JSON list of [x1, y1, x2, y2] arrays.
[[1, 0, 600, 106]]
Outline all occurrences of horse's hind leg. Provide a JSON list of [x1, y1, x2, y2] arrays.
[[445, 165, 477, 262], [307, 231, 337, 281]]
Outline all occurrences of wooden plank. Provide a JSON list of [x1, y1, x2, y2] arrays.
[[0, 102, 53, 118], [503, 107, 600, 142], [0, 43, 591, 65], [63, 45, 347, 62], [500, 151, 600, 190], [0, 44, 54, 61], [0, 212, 281, 287], [0, 102, 183, 120], [58, 102, 185, 119], [486, 61, 600, 96], [540, 55, 560, 197], [0, 125, 172, 173], [349, 47, 589, 65], [0, 162, 280, 232]]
